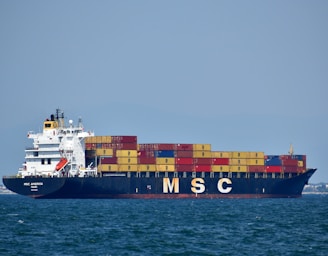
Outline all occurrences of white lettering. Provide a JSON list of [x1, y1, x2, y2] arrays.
[[31, 182, 43, 186], [191, 178, 205, 194], [217, 178, 232, 193], [23, 182, 30, 186], [163, 178, 179, 193]]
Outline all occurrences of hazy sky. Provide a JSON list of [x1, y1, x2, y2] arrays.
[[1, 1, 327, 183]]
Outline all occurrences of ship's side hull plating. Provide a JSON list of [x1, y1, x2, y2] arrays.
[[3, 169, 316, 199]]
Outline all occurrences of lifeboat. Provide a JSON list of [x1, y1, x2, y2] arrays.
[[55, 158, 68, 171]]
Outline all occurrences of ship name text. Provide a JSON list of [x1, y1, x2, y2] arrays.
[[163, 178, 232, 194], [23, 182, 44, 192]]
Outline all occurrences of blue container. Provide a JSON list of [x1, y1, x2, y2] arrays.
[[265, 155, 282, 166], [292, 155, 304, 161], [154, 150, 175, 158]]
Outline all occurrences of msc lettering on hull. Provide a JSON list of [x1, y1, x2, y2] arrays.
[[163, 178, 232, 194], [163, 177, 179, 193]]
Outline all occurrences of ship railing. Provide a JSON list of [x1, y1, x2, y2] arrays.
[[3, 175, 23, 179]]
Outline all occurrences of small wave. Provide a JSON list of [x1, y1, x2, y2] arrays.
[[7, 213, 19, 216]]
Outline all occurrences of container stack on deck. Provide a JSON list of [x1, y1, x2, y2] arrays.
[[85, 136, 306, 175]]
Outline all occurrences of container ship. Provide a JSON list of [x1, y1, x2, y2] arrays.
[[2, 109, 316, 199]]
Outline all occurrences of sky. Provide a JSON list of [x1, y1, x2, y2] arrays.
[[0, 1, 327, 183]]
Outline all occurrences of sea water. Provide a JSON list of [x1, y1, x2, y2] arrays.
[[0, 194, 327, 255]]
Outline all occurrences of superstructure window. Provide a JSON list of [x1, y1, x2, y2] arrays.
[[41, 159, 45, 165], [48, 159, 51, 164]]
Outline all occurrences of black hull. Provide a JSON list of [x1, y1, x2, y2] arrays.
[[3, 169, 316, 199]]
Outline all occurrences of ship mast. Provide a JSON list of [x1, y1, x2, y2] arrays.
[[288, 143, 294, 155]]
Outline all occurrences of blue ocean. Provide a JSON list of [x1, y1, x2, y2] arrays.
[[0, 194, 327, 256]]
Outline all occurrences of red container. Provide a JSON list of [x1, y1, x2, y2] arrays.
[[157, 144, 176, 150], [194, 165, 212, 172], [176, 144, 193, 151], [100, 157, 117, 164], [111, 136, 137, 143], [266, 166, 282, 173], [248, 166, 266, 173], [139, 144, 160, 151], [109, 143, 137, 150], [137, 150, 146, 157], [138, 150, 155, 157], [106, 143, 114, 149], [176, 151, 193, 158], [176, 158, 193, 165], [283, 166, 298, 173], [212, 158, 229, 165], [85, 143, 92, 150], [280, 155, 292, 160], [282, 159, 298, 166], [138, 157, 156, 164], [193, 158, 212, 165], [302, 155, 307, 169], [176, 164, 194, 172]]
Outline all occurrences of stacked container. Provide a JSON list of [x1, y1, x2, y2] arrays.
[[85, 136, 307, 175], [85, 136, 138, 172]]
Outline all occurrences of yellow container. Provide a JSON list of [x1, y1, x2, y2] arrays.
[[211, 165, 230, 172], [211, 151, 232, 158], [248, 152, 264, 158], [89, 136, 112, 143], [117, 157, 138, 165], [96, 148, 114, 156], [116, 150, 138, 157], [95, 136, 103, 143], [156, 158, 175, 165], [298, 161, 304, 167], [231, 152, 249, 158], [193, 151, 212, 158], [193, 144, 211, 151], [85, 136, 97, 143], [156, 164, 175, 172], [138, 164, 156, 172], [98, 164, 118, 172], [247, 159, 265, 166], [230, 165, 247, 172], [229, 159, 247, 165], [118, 164, 138, 172]]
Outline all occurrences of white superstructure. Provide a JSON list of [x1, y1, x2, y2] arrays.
[[18, 109, 96, 178]]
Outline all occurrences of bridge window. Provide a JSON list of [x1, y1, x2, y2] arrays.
[[44, 122, 52, 128]]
